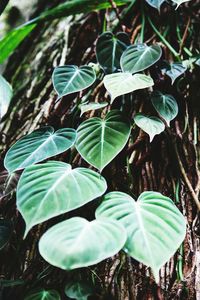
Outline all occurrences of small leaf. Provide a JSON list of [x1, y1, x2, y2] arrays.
[[0, 220, 12, 250], [104, 73, 154, 103], [145, 0, 165, 10], [172, 0, 191, 8], [161, 62, 187, 84], [95, 191, 186, 282], [76, 110, 131, 171], [96, 31, 130, 73], [0, 75, 13, 120], [17, 161, 107, 236], [121, 43, 162, 74], [151, 91, 178, 126], [134, 114, 165, 142], [79, 102, 108, 116], [39, 217, 126, 270], [0, 24, 36, 64], [52, 65, 96, 99], [4, 127, 76, 173], [24, 289, 60, 300], [65, 280, 95, 300]]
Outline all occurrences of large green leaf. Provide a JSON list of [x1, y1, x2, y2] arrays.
[[145, 0, 165, 10], [96, 31, 129, 73], [0, 220, 12, 250], [120, 43, 162, 73], [76, 110, 131, 171], [0, 24, 36, 65], [24, 289, 60, 300], [79, 102, 108, 116], [17, 161, 107, 236], [95, 191, 186, 282], [4, 127, 76, 173], [39, 217, 126, 270], [0, 75, 13, 120], [161, 62, 187, 84], [134, 114, 165, 142], [151, 91, 178, 126], [65, 280, 95, 300], [103, 73, 154, 103], [52, 65, 96, 100]]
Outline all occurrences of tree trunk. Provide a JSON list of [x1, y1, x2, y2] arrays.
[[0, 1, 199, 299]]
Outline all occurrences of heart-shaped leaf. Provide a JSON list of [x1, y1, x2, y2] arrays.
[[0, 75, 13, 120], [17, 161, 107, 236], [151, 91, 178, 126], [24, 289, 60, 300], [52, 65, 96, 99], [65, 280, 95, 300], [145, 0, 165, 10], [161, 62, 187, 84], [104, 73, 154, 103], [134, 114, 165, 142], [79, 102, 108, 116], [95, 191, 186, 282], [121, 43, 162, 74], [76, 110, 131, 171], [4, 127, 76, 173], [39, 217, 126, 270], [0, 220, 12, 250], [172, 0, 191, 8], [96, 31, 130, 73]]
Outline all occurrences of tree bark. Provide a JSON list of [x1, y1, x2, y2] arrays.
[[0, 1, 199, 299]]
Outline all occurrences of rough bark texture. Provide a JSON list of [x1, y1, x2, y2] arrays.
[[0, 1, 200, 299]]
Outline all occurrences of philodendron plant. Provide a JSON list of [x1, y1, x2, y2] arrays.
[[4, 31, 186, 284]]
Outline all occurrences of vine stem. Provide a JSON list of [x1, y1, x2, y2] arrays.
[[147, 16, 180, 59]]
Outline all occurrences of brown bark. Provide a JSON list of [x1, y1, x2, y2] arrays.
[[0, 1, 200, 299]]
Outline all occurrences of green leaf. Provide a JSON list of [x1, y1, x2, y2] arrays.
[[24, 289, 60, 300], [79, 102, 108, 116], [65, 280, 95, 300], [161, 62, 187, 84], [172, 0, 191, 8], [96, 31, 129, 73], [39, 217, 126, 270], [17, 161, 107, 236], [0, 75, 13, 119], [0, 220, 12, 250], [121, 43, 162, 73], [151, 91, 178, 126], [0, 24, 36, 65], [76, 110, 131, 171], [4, 127, 76, 173], [103, 73, 154, 103], [95, 191, 186, 282], [52, 65, 96, 100], [145, 0, 165, 10], [134, 113, 165, 142]]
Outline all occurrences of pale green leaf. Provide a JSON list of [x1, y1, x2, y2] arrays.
[[79, 102, 108, 116], [103, 73, 154, 103], [96, 31, 129, 73], [52, 65, 96, 99], [4, 127, 76, 173], [134, 114, 165, 142], [161, 62, 187, 84], [145, 0, 165, 10], [65, 280, 95, 300], [95, 191, 186, 282], [0, 75, 13, 119], [151, 91, 178, 126], [172, 0, 192, 8], [76, 110, 131, 171], [121, 43, 162, 74], [24, 289, 60, 300], [39, 217, 126, 270], [17, 161, 107, 236]]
